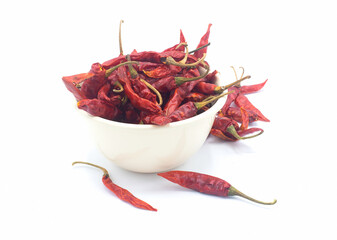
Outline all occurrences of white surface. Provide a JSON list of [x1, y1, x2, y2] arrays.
[[77, 72, 225, 173], [1, 0, 336, 239]]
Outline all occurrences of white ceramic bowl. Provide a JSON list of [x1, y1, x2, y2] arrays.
[[77, 74, 226, 173]]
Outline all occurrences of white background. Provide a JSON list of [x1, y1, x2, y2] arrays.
[[1, 0, 336, 239]]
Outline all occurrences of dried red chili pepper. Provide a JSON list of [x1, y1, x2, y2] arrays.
[[117, 65, 162, 114], [97, 82, 122, 106], [169, 91, 232, 122], [122, 102, 140, 124], [77, 98, 121, 120], [235, 93, 270, 122], [72, 162, 157, 211], [183, 92, 207, 103], [62, 72, 94, 101], [162, 67, 203, 115], [143, 64, 181, 79], [163, 29, 186, 52], [158, 170, 276, 205], [140, 111, 171, 126], [212, 115, 263, 141], [240, 79, 268, 95], [226, 106, 260, 123], [193, 24, 212, 59]]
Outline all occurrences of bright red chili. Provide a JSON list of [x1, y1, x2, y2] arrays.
[[72, 162, 157, 211], [158, 170, 276, 205]]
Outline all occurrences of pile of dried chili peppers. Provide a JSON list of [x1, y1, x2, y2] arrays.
[[62, 21, 269, 141]]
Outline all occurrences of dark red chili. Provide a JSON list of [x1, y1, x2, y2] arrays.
[[158, 170, 276, 205], [97, 82, 122, 106], [72, 162, 157, 211], [117, 65, 162, 114]]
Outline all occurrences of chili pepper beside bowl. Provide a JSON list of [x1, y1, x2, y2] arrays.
[[76, 72, 227, 173]]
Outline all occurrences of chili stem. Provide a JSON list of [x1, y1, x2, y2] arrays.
[[239, 66, 244, 79], [119, 20, 124, 56], [194, 90, 234, 110], [166, 53, 206, 68], [228, 185, 277, 205], [176, 42, 188, 64], [221, 75, 251, 90], [126, 54, 139, 79], [188, 42, 211, 54], [105, 61, 139, 77], [226, 125, 264, 140], [140, 79, 163, 105], [175, 61, 209, 86], [72, 161, 109, 176]]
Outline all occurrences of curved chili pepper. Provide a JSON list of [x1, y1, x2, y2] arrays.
[[158, 170, 276, 205], [143, 64, 180, 79], [72, 162, 157, 211], [77, 98, 121, 120]]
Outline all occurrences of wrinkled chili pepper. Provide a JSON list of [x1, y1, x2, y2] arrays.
[[140, 111, 171, 126], [158, 170, 276, 205], [183, 92, 207, 103], [169, 91, 232, 122], [235, 93, 270, 122], [211, 115, 263, 141], [72, 162, 157, 211], [226, 106, 260, 123], [117, 65, 162, 114], [97, 82, 122, 106], [123, 102, 141, 124], [77, 98, 121, 120]]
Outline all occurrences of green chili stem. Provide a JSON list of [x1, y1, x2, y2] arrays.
[[175, 61, 209, 86], [226, 125, 264, 140], [119, 20, 124, 56], [188, 42, 211, 54], [194, 90, 234, 110], [72, 161, 109, 177], [228, 185, 277, 205], [105, 61, 139, 77], [222, 75, 251, 91], [126, 54, 139, 79]]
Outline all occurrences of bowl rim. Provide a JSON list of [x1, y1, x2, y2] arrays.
[[76, 72, 227, 129]]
